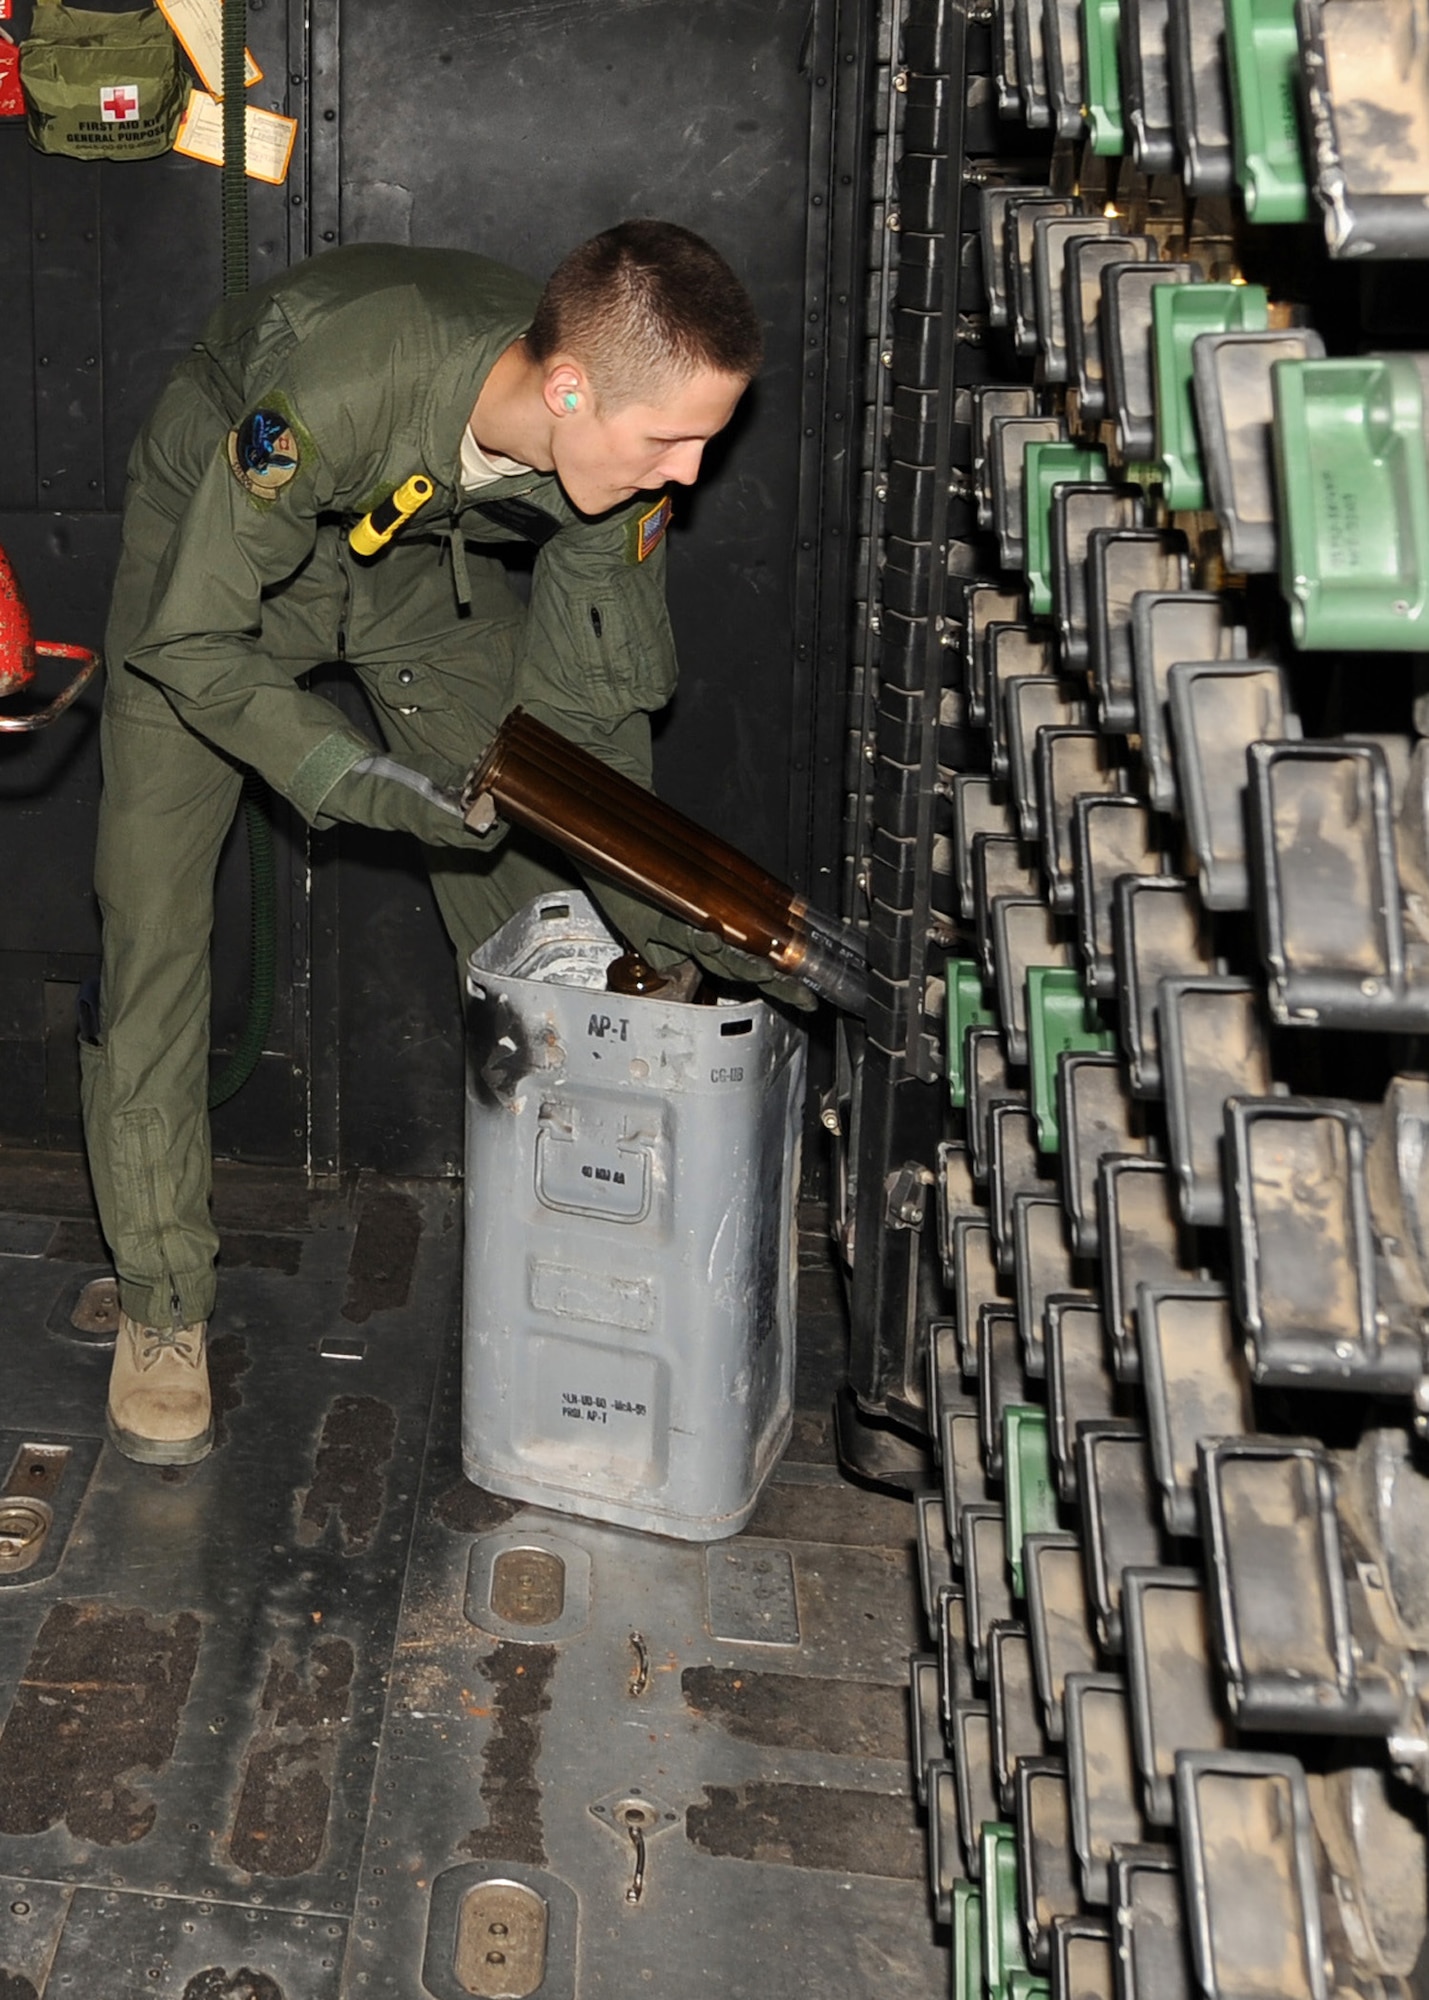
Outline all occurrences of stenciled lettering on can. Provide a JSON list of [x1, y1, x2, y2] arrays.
[[560, 1389, 648, 1425]]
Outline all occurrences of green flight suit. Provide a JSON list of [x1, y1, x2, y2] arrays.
[[84, 243, 682, 1331]]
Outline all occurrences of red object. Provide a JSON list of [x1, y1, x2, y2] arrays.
[[0, 543, 100, 733], [0, 35, 23, 119], [0, 541, 35, 696], [100, 83, 140, 122]]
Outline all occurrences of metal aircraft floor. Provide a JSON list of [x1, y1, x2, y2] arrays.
[[0, 1154, 945, 1999]]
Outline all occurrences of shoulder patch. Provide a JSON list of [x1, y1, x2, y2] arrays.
[[626, 493, 672, 564], [227, 409, 300, 499]]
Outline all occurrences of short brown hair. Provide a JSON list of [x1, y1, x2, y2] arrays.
[[527, 219, 763, 410]]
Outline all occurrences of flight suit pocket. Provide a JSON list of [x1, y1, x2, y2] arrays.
[[360, 622, 523, 784], [583, 574, 677, 713], [522, 558, 677, 723], [368, 658, 455, 718]]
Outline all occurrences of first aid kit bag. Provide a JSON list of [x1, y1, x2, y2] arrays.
[[21, 0, 186, 159]]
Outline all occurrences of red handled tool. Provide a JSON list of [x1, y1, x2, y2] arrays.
[[0, 542, 100, 732]]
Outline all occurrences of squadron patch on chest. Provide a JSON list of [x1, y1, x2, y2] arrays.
[[227, 408, 300, 498]]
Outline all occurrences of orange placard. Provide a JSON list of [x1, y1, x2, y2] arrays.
[[174, 87, 297, 185]]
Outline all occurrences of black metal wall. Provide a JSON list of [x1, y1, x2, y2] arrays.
[[0, 0, 874, 1177]]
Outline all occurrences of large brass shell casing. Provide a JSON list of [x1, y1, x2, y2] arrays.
[[464, 707, 868, 1012]]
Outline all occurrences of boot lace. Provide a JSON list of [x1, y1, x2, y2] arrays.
[[137, 1324, 202, 1366]]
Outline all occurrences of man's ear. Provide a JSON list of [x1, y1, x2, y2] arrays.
[[542, 359, 590, 418]]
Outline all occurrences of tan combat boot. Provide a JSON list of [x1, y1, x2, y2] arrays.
[[106, 1312, 214, 1465]]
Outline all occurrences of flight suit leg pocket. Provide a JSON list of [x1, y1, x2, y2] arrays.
[[359, 622, 522, 783]]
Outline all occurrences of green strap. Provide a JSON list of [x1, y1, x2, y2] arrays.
[[221, 0, 247, 296], [448, 523, 473, 609]]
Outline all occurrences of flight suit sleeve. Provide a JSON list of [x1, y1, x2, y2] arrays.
[[124, 405, 378, 822]]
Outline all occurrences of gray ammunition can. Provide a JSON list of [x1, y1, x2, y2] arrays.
[[462, 893, 806, 1540]]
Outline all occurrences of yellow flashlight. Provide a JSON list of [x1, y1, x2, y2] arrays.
[[349, 474, 434, 557]]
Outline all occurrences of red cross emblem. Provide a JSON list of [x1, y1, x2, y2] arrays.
[[100, 83, 140, 122]]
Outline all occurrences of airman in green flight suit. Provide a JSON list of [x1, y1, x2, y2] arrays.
[[86, 219, 800, 1469]]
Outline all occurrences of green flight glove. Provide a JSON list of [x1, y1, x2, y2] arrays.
[[319, 754, 505, 850], [684, 926, 820, 1013], [599, 895, 818, 1013]]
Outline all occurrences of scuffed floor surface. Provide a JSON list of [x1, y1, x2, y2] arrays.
[[0, 1155, 946, 1998]]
